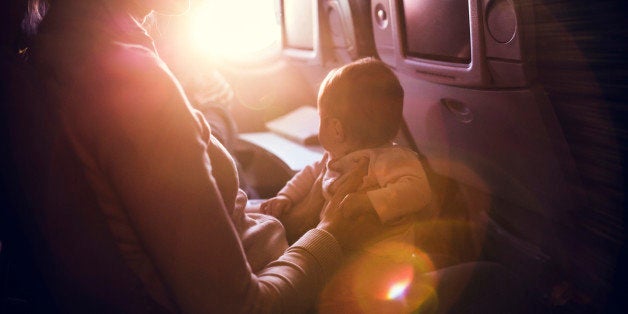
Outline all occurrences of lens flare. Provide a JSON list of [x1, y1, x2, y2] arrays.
[[319, 241, 438, 314], [318, 217, 489, 314], [387, 279, 411, 300]]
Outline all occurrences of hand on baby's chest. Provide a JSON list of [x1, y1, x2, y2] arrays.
[[322, 155, 374, 197]]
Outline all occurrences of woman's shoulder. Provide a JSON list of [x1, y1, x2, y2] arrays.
[[87, 40, 187, 115], [98, 40, 173, 88]]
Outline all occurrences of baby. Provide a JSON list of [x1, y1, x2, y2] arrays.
[[261, 57, 432, 248]]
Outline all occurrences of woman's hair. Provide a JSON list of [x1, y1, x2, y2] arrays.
[[22, 0, 49, 36], [318, 57, 404, 147]]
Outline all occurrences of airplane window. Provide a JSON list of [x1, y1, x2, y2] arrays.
[[187, 0, 280, 59], [282, 0, 314, 50]]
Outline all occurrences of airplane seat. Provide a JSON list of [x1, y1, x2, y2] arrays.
[[322, 0, 486, 267], [365, 0, 624, 310], [365, 0, 545, 311], [345, 0, 378, 58], [395, 120, 486, 269], [0, 36, 173, 314], [404, 155, 486, 270], [322, 0, 378, 64]]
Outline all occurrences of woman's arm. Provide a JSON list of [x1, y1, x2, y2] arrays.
[[95, 44, 343, 313]]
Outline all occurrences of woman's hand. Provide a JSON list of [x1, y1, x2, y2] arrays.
[[318, 195, 382, 252], [318, 157, 382, 250], [339, 192, 375, 219], [260, 195, 292, 218]]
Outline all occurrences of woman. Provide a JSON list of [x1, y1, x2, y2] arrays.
[[24, 0, 382, 312]]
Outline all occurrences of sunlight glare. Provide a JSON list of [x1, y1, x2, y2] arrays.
[[387, 279, 411, 300], [189, 0, 280, 58]]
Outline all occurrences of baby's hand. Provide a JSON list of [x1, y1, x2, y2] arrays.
[[260, 195, 292, 218], [339, 192, 376, 220]]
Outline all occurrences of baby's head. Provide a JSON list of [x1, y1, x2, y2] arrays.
[[317, 57, 404, 155]]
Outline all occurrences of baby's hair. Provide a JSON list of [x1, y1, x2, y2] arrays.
[[318, 57, 404, 147]]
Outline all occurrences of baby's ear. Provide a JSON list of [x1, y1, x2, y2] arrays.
[[331, 118, 346, 141]]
